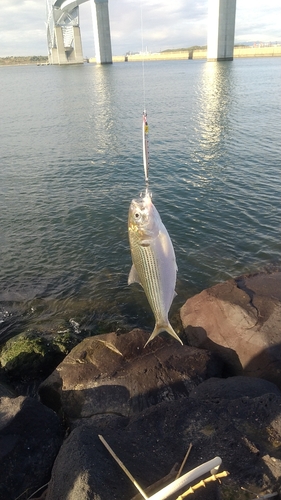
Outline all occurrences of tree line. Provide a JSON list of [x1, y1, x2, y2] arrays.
[[0, 56, 48, 65]]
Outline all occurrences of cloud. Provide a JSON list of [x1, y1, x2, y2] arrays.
[[235, 0, 281, 42], [0, 0, 46, 56], [0, 0, 280, 57], [80, 0, 209, 55]]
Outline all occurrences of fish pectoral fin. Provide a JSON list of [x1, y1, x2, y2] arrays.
[[128, 264, 142, 286], [144, 322, 183, 347]]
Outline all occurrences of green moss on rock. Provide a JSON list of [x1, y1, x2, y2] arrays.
[[0, 330, 78, 382], [1, 334, 48, 368]]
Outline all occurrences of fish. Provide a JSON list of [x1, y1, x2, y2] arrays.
[[128, 191, 183, 347]]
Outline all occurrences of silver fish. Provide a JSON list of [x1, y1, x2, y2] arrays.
[[128, 191, 182, 347]]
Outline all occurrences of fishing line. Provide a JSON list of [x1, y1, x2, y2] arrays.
[[140, 3, 146, 110], [140, 2, 149, 194]]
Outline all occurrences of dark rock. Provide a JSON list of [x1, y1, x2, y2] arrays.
[[0, 395, 64, 500], [39, 328, 223, 423], [46, 416, 133, 500], [0, 380, 17, 398], [45, 393, 281, 500], [5, 270, 281, 499], [0, 330, 78, 391], [189, 376, 281, 400], [180, 270, 281, 386]]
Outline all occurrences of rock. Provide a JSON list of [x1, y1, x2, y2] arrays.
[[0, 379, 17, 398], [180, 270, 281, 386], [0, 395, 64, 500], [189, 376, 281, 400], [45, 415, 133, 500], [4, 270, 281, 499], [39, 328, 223, 423], [45, 393, 281, 500], [0, 330, 78, 391]]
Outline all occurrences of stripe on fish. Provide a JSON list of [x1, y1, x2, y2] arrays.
[[128, 191, 182, 347]]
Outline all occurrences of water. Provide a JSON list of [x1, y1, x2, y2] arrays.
[[0, 58, 280, 341]]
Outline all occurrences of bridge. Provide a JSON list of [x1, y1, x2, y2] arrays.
[[46, 0, 236, 65], [46, 0, 112, 64]]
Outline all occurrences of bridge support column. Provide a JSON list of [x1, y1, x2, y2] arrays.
[[67, 26, 84, 63], [49, 26, 83, 64], [207, 0, 237, 61], [52, 26, 68, 64], [91, 0, 112, 64]]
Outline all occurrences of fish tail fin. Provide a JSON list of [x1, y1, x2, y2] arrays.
[[144, 322, 183, 348]]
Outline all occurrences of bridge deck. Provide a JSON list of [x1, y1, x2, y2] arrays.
[[53, 0, 88, 12]]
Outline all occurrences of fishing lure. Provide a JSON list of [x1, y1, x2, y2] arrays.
[[142, 110, 149, 191]]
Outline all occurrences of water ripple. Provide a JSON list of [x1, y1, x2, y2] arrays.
[[0, 59, 280, 337]]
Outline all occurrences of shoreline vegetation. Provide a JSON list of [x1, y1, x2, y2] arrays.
[[1, 44, 281, 66], [0, 55, 48, 66]]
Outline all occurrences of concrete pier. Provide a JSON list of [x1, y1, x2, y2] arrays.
[[90, 0, 112, 64], [207, 0, 237, 61], [49, 27, 66, 64], [48, 25, 83, 64], [71, 26, 84, 63], [46, 0, 84, 64], [47, 0, 112, 65]]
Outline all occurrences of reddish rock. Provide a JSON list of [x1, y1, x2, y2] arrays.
[[180, 270, 281, 386], [39, 328, 222, 423]]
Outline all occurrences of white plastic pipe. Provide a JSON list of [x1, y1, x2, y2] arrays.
[[148, 456, 222, 500]]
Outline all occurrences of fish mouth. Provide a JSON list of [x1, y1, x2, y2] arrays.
[[132, 191, 152, 208]]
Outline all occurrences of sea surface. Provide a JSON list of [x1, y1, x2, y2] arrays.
[[0, 58, 280, 342]]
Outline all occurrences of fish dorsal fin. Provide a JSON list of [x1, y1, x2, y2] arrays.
[[128, 264, 142, 286]]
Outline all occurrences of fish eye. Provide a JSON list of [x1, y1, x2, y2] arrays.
[[134, 212, 140, 220]]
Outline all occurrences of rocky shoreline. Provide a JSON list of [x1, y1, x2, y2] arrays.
[[0, 268, 281, 499]]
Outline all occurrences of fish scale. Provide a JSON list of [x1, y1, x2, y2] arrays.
[[138, 244, 164, 320], [128, 192, 183, 346]]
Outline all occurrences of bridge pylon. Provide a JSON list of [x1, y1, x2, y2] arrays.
[[46, 0, 112, 65], [46, 0, 84, 64], [91, 0, 112, 64], [207, 0, 237, 61]]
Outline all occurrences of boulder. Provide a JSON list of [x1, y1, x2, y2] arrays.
[[0, 395, 64, 500], [39, 328, 223, 423], [0, 329, 78, 392], [180, 270, 281, 386], [45, 393, 281, 500], [189, 375, 281, 400], [0, 380, 17, 398]]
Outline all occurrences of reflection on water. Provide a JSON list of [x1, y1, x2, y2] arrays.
[[177, 59, 281, 294], [0, 59, 280, 341], [88, 65, 117, 155], [195, 62, 235, 165]]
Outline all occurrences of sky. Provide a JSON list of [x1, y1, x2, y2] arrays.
[[0, 0, 280, 58]]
